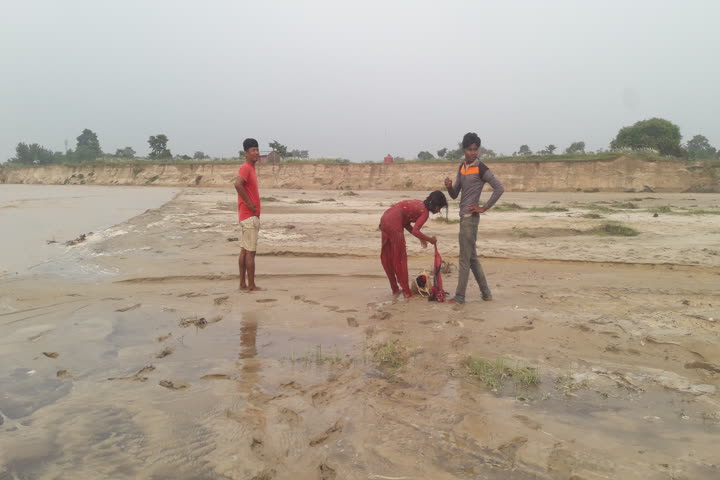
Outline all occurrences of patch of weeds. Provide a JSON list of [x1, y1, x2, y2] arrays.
[[295, 199, 319, 204], [371, 340, 405, 369], [583, 188, 600, 193], [145, 175, 159, 184], [493, 203, 526, 211], [685, 209, 720, 215], [434, 216, 460, 224], [701, 411, 720, 424], [341, 191, 358, 196], [581, 213, 603, 219], [132, 166, 144, 176], [465, 356, 540, 391], [260, 196, 279, 202], [405, 180, 413, 188], [290, 344, 343, 366], [320, 198, 336, 202], [586, 222, 639, 236], [585, 204, 614, 213], [651, 205, 672, 214], [554, 373, 588, 394], [528, 206, 569, 213], [511, 229, 536, 238], [611, 201, 638, 209]]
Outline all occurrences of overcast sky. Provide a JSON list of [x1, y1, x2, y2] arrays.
[[2, 0, 718, 161]]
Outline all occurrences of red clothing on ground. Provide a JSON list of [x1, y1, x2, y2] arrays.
[[379, 200, 430, 297], [384, 154, 393, 164], [237, 162, 261, 221]]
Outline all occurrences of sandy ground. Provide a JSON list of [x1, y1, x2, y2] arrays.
[[1, 188, 719, 480]]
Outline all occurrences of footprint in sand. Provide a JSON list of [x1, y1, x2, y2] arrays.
[[309, 419, 343, 447], [346, 317, 359, 327], [155, 346, 175, 358], [293, 295, 320, 305], [200, 374, 233, 380], [256, 299, 277, 303], [370, 311, 392, 321], [42, 352, 59, 359], [504, 325, 534, 332], [214, 295, 230, 305], [159, 380, 189, 390], [157, 333, 172, 342], [513, 414, 542, 430], [108, 365, 155, 382], [279, 408, 301, 427], [498, 436, 528, 462], [319, 464, 337, 480], [115, 303, 141, 312], [56, 369, 73, 379]]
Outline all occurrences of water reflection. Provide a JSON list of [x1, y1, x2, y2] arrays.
[[238, 312, 260, 393]]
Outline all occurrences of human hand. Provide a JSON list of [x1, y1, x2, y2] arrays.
[[420, 239, 428, 249], [249, 204, 257, 214], [444, 177, 453, 189], [469, 205, 486, 214], [428, 236, 437, 245]]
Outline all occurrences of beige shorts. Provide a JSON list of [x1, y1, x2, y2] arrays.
[[240, 216, 260, 251]]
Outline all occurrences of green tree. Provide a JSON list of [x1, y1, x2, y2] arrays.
[[437, 148, 447, 158], [9, 142, 62, 165], [610, 117, 682, 156], [417, 151, 434, 161], [115, 147, 136, 158], [193, 151, 207, 160], [480, 147, 497, 157], [288, 149, 309, 158], [539, 144, 557, 155], [445, 148, 463, 161], [518, 145, 532, 155], [75, 128, 102, 162], [565, 141, 586, 154], [686, 135, 717, 160], [268, 140, 287, 157], [148, 134, 172, 159]]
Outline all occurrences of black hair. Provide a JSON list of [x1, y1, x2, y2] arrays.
[[424, 190, 448, 212], [243, 138, 259, 151], [461, 132, 481, 149]]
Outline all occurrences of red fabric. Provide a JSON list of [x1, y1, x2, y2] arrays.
[[384, 155, 393, 164], [431, 245, 446, 302], [380, 228, 409, 296], [237, 162, 261, 221], [381, 200, 429, 238], [379, 200, 430, 297]]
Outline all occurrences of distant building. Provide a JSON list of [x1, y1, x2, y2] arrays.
[[257, 151, 282, 164], [384, 154, 394, 164]]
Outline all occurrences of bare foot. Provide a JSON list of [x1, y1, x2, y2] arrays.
[[248, 286, 264, 292], [239, 284, 248, 291]]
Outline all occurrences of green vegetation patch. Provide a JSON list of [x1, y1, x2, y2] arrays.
[[371, 340, 406, 369], [586, 222, 639, 236], [465, 356, 540, 390]]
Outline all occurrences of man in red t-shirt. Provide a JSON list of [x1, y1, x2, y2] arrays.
[[234, 138, 262, 291]]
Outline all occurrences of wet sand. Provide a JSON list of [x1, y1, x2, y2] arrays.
[[1, 188, 719, 479]]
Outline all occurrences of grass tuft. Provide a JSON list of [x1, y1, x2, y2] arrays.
[[371, 341, 405, 369], [465, 356, 540, 390], [587, 222, 639, 236]]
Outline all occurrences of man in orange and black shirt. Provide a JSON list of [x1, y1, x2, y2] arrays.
[[444, 132, 504, 304]]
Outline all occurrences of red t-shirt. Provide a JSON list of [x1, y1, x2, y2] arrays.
[[237, 162, 261, 221]]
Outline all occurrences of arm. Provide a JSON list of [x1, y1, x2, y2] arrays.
[[234, 175, 257, 215], [410, 209, 435, 244], [444, 169, 461, 200], [479, 170, 504, 211]]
